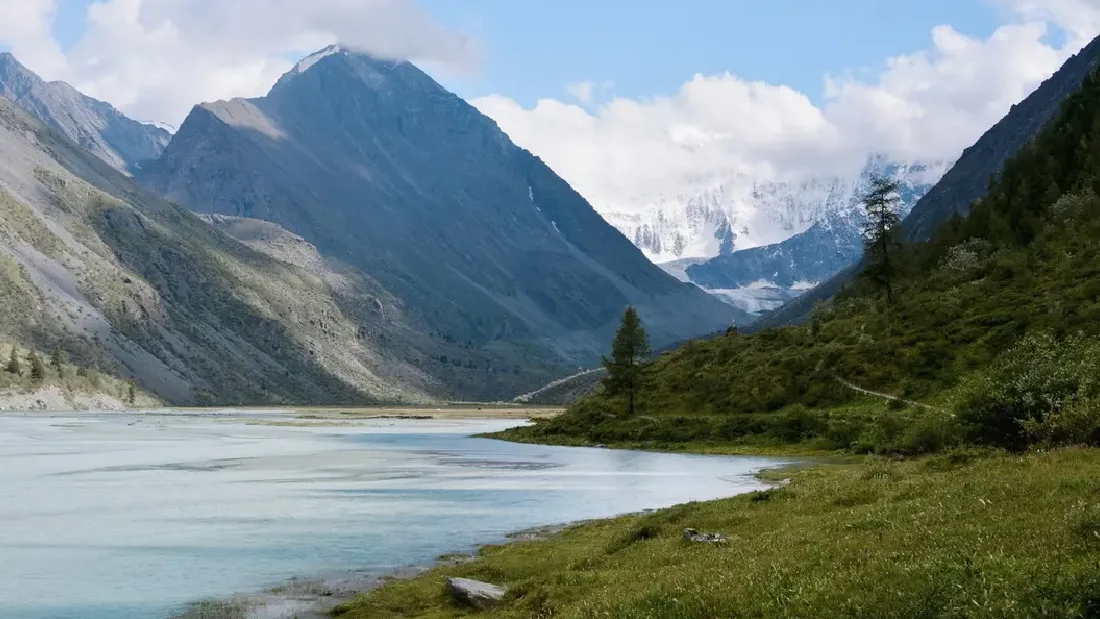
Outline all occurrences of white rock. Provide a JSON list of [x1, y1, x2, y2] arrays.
[[445, 577, 507, 609]]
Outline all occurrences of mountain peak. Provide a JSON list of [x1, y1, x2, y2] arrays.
[[0, 51, 171, 174], [145, 43, 740, 384], [273, 44, 405, 90]]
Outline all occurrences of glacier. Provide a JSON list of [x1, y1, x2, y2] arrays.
[[594, 154, 951, 317]]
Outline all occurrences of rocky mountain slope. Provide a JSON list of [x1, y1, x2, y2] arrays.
[[0, 53, 170, 175], [0, 95, 539, 405], [140, 46, 741, 366], [901, 34, 1100, 241]]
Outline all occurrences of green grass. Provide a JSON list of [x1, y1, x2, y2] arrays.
[[334, 448, 1100, 619], [482, 423, 846, 458]]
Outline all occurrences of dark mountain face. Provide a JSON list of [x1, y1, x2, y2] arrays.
[[686, 213, 864, 290], [141, 47, 737, 370], [753, 33, 1100, 328], [901, 35, 1100, 241], [0, 53, 171, 175], [0, 96, 466, 406]]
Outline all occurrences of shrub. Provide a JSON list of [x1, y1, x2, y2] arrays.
[[938, 238, 992, 273], [957, 332, 1100, 449], [898, 411, 964, 455], [1023, 398, 1100, 447]]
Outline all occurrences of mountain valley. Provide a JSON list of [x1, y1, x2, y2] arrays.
[[0, 46, 738, 405]]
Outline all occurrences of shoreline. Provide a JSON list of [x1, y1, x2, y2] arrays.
[[0, 404, 564, 421], [170, 523, 581, 619], [170, 452, 801, 619]]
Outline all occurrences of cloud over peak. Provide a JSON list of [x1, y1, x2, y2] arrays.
[[473, 4, 1097, 214], [0, 0, 477, 125]]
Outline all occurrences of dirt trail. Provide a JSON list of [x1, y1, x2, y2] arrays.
[[832, 375, 947, 413]]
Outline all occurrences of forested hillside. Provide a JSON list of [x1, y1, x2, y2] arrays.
[[505, 68, 1100, 454]]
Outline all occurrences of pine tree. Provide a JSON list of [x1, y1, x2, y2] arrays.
[[50, 347, 66, 371], [30, 352, 46, 382], [6, 346, 20, 375], [602, 306, 651, 416], [860, 175, 903, 304], [127, 381, 137, 405]]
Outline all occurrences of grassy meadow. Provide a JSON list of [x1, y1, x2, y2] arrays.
[[333, 448, 1100, 619]]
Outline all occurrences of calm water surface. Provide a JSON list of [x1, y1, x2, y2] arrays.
[[0, 412, 792, 619]]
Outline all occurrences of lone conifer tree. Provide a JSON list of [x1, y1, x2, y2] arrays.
[[30, 352, 46, 382], [6, 345, 20, 375], [602, 306, 651, 416], [860, 175, 903, 303], [50, 347, 66, 371]]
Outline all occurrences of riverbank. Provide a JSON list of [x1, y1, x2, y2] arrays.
[[480, 425, 843, 458], [171, 526, 573, 619], [331, 446, 1100, 618], [0, 403, 562, 419]]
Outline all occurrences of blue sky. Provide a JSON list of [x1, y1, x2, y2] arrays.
[[421, 0, 1015, 105], [4, 0, 1090, 218], [44, 0, 1020, 105]]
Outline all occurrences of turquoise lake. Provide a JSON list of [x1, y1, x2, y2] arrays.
[[0, 412, 792, 619]]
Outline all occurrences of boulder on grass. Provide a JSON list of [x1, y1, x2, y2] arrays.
[[683, 528, 728, 544], [445, 577, 507, 609]]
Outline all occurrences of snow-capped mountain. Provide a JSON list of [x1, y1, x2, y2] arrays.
[[601, 174, 858, 263], [598, 155, 951, 317]]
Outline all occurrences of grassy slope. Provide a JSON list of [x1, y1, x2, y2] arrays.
[[335, 448, 1100, 619]]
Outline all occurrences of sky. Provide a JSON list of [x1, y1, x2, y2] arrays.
[[1, 0, 1099, 211]]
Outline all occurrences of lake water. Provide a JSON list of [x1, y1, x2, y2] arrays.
[[0, 412, 791, 619]]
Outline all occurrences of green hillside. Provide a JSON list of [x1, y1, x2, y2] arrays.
[[503, 68, 1100, 455]]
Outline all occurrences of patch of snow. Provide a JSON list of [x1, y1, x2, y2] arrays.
[[551, 221, 561, 234], [528, 185, 534, 202], [790, 280, 818, 291], [701, 278, 815, 316], [296, 45, 343, 73], [143, 121, 177, 134], [596, 154, 950, 265], [705, 285, 793, 316], [657, 257, 707, 283]]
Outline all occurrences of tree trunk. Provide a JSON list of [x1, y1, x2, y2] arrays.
[[880, 214, 894, 304]]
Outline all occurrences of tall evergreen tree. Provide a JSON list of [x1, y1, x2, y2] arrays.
[[860, 175, 903, 304], [6, 346, 20, 375], [50, 347, 66, 371], [602, 306, 651, 416], [30, 352, 46, 382]]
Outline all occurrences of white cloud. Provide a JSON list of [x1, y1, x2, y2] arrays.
[[0, 0, 65, 76], [566, 80, 595, 104], [0, 0, 477, 125], [474, 5, 1099, 214], [1000, 0, 1100, 44]]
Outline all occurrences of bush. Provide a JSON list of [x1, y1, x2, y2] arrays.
[[957, 332, 1100, 449], [1023, 398, 1100, 447], [898, 411, 964, 455]]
